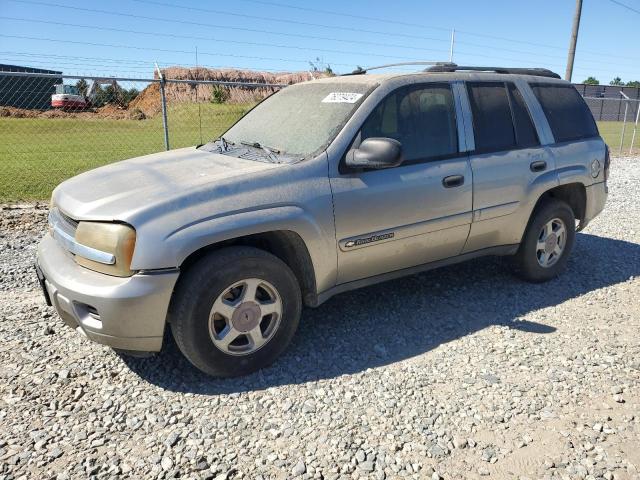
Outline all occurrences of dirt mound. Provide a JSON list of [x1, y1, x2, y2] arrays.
[[156, 67, 321, 105], [0, 106, 40, 118], [127, 82, 161, 117]]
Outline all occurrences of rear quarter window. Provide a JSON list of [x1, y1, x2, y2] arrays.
[[530, 83, 599, 143]]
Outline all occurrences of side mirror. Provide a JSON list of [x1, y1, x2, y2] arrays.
[[345, 137, 403, 169]]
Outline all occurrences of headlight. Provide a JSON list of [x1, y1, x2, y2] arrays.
[[74, 222, 136, 277]]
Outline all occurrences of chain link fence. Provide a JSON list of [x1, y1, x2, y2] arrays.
[[0, 71, 284, 202], [583, 96, 640, 156], [1, 71, 638, 202]]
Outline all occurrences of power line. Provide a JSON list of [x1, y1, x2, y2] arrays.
[[6, 0, 640, 65], [2, 6, 639, 77], [0, 34, 359, 67], [202, 0, 640, 60], [608, 0, 640, 14], [0, 16, 446, 61], [130, 0, 452, 42], [5, 14, 639, 72], [0, 14, 568, 64], [0, 51, 293, 72], [8, 0, 450, 45], [4, 50, 636, 79], [232, 0, 453, 32]]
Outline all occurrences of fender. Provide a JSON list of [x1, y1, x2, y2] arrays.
[[132, 205, 337, 294], [555, 164, 592, 187], [503, 169, 561, 244]]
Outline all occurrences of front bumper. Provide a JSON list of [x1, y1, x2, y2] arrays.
[[37, 233, 179, 352]]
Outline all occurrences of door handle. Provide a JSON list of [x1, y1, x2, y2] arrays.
[[442, 175, 465, 188], [530, 160, 547, 172]]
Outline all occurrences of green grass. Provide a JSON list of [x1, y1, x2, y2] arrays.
[[0, 103, 252, 202], [0, 112, 636, 202], [597, 121, 638, 154]]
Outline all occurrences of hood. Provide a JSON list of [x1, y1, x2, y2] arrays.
[[53, 147, 283, 222]]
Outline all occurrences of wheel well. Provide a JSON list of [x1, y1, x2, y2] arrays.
[[179, 231, 317, 306], [535, 183, 587, 223]]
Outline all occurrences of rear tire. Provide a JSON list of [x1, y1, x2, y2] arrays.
[[169, 247, 301, 377], [512, 199, 575, 283]]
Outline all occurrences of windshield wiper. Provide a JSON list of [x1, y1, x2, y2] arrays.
[[240, 140, 282, 162], [240, 141, 281, 154], [218, 136, 234, 152]]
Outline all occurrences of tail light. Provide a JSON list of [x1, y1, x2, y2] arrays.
[[604, 145, 611, 182]]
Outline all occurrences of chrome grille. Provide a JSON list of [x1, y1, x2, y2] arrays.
[[48, 207, 116, 265], [49, 207, 78, 238]]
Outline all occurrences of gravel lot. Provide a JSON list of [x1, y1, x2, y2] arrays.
[[1, 159, 639, 480]]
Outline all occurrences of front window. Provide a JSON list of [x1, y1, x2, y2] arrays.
[[55, 84, 80, 95], [359, 83, 459, 162], [220, 82, 375, 158]]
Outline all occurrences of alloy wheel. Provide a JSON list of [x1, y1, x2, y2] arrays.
[[208, 278, 282, 356]]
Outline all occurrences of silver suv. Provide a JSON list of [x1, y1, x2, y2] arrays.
[[37, 65, 609, 377]]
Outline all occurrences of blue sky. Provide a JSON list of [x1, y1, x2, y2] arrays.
[[0, 0, 639, 83]]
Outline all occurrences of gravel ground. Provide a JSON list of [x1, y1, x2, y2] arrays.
[[1, 159, 639, 480]]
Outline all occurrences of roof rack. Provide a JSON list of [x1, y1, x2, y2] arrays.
[[424, 64, 561, 79], [343, 61, 456, 76]]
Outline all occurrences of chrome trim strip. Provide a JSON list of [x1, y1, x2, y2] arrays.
[[338, 211, 472, 252], [48, 213, 116, 265]]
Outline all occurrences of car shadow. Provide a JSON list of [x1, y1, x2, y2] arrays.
[[122, 232, 640, 394]]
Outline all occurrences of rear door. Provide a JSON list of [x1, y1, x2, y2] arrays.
[[528, 82, 604, 186], [329, 82, 473, 284], [462, 81, 555, 252]]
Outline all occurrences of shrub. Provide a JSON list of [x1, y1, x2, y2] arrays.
[[211, 85, 229, 104], [128, 108, 146, 120]]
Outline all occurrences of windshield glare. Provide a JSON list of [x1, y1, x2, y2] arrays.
[[223, 82, 374, 157]]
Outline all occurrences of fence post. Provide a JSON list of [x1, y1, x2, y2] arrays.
[[630, 101, 640, 155], [155, 63, 170, 151], [619, 101, 629, 156], [159, 80, 170, 151], [599, 98, 604, 121]]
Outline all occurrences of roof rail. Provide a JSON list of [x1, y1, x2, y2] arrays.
[[425, 64, 561, 79], [343, 61, 455, 76]]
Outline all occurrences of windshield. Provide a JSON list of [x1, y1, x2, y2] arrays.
[[222, 82, 375, 157]]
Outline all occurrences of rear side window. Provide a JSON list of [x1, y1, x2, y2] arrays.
[[467, 82, 516, 153], [507, 83, 539, 148], [530, 83, 599, 143]]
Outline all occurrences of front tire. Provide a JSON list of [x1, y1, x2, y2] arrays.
[[169, 247, 301, 377], [513, 199, 576, 282]]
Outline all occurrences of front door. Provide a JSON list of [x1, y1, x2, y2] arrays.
[[329, 83, 473, 284]]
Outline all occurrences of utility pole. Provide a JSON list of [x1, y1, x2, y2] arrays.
[[449, 28, 455, 63], [565, 0, 583, 81]]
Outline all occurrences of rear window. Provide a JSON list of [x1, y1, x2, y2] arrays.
[[467, 82, 516, 153], [530, 83, 599, 143]]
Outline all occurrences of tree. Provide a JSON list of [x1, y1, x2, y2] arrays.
[[75, 79, 89, 97], [610, 77, 624, 86], [583, 76, 599, 85], [626, 80, 640, 88], [91, 83, 107, 107], [121, 87, 139, 106], [309, 57, 334, 76]]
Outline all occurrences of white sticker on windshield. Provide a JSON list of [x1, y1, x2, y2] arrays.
[[322, 92, 364, 104]]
